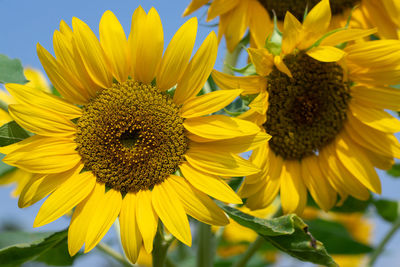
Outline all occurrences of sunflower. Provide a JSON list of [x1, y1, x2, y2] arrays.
[[183, 0, 400, 53], [0, 68, 50, 197], [1, 7, 269, 263], [212, 0, 400, 214]]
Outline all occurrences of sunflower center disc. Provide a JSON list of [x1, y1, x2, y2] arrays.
[[263, 53, 351, 160], [257, 0, 359, 21], [75, 80, 188, 193]]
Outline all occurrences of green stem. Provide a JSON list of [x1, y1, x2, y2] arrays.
[[197, 223, 215, 267], [97, 242, 133, 267], [222, 33, 249, 74], [152, 225, 174, 267], [232, 236, 264, 267], [368, 216, 400, 267]]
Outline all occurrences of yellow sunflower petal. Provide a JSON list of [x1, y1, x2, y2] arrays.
[[248, 0, 272, 49], [274, 55, 292, 77], [180, 163, 242, 204], [184, 115, 260, 141], [224, 0, 249, 52], [351, 85, 400, 111], [136, 190, 158, 254], [99, 10, 129, 83], [280, 160, 307, 214], [306, 46, 346, 62], [185, 147, 259, 176], [53, 30, 100, 98], [180, 89, 242, 118], [24, 68, 50, 92], [207, 0, 240, 21], [212, 70, 266, 94], [134, 8, 164, 84], [169, 175, 229, 226], [281, 12, 302, 55], [37, 43, 89, 104], [335, 133, 381, 194], [18, 163, 83, 208], [3, 137, 80, 174], [359, 145, 394, 170], [128, 6, 147, 78], [157, 17, 197, 91], [85, 188, 122, 252], [9, 104, 76, 137], [34, 171, 95, 227], [349, 101, 400, 133], [72, 17, 113, 88], [183, 0, 210, 16], [346, 114, 400, 158], [174, 32, 217, 104], [152, 180, 192, 246], [6, 83, 82, 119], [245, 178, 280, 210], [301, 156, 336, 211], [68, 182, 104, 256], [0, 135, 41, 155], [321, 28, 377, 46], [299, 0, 331, 49], [188, 132, 270, 154], [247, 48, 274, 76], [119, 192, 142, 264]]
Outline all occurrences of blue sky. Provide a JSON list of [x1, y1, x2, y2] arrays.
[[0, 0, 399, 266]]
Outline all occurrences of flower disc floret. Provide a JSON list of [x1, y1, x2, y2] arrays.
[[76, 80, 188, 193], [264, 53, 351, 160]]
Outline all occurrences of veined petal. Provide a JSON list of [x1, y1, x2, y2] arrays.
[[335, 133, 382, 194], [24, 67, 50, 92], [188, 132, 270, 153], [245, 177, 280, 210], [19, 163, 83, 208], [37, 43, 89, 104], [248, 0, 272, 49], [85, 188, 122, 252], [207, 0, 240, 21], [301, 156, 336, 211], [136, 190, 158, 254], [134, 8, 164, 84], [169, 175, 229, 226], [349, 101, 400, 133], [321, 28, 377, 46], [212, 70, 266, 95], [282, 12, 302, 55], [351, 85, 400, 111], [185, 147, 259, 176], [128, 6, 147, 78], [299, 0, 331, 49], [184, 115, 260, 141], [9, 104, 76, 137], [100, 10, 129, 83], [6, 83, 82, 119], [280, 160, 307, 214], [157, 17, 197, 91], [306, 46, 346, 62], [34, 171, 95, 227], [224, 0, 249, 52], [68, 181, 104, 256], [183, 0, 210, 16], [274, 55, 292, 77], [3, 137, 81, 174], [119, 192, 142, 264], [53, 30, 100, 98], [247, 48, 274, 76], [180, 162, 242, 204], [152, 180, 192, 246], [0, 135, 42, 155], [174, 32, 217, 104], [72, 17, 113, 88], [181, 89, 242, 118]]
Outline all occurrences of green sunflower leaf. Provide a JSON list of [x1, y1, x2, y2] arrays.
[[220, 204, 338, 267], [373, 199, 399, 223], [0, 229, 78, 266], [0, 121, 31, 147], [387, 164, 400, 178], [305, 218, 373, 254], [0, 54, 28, 84]]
